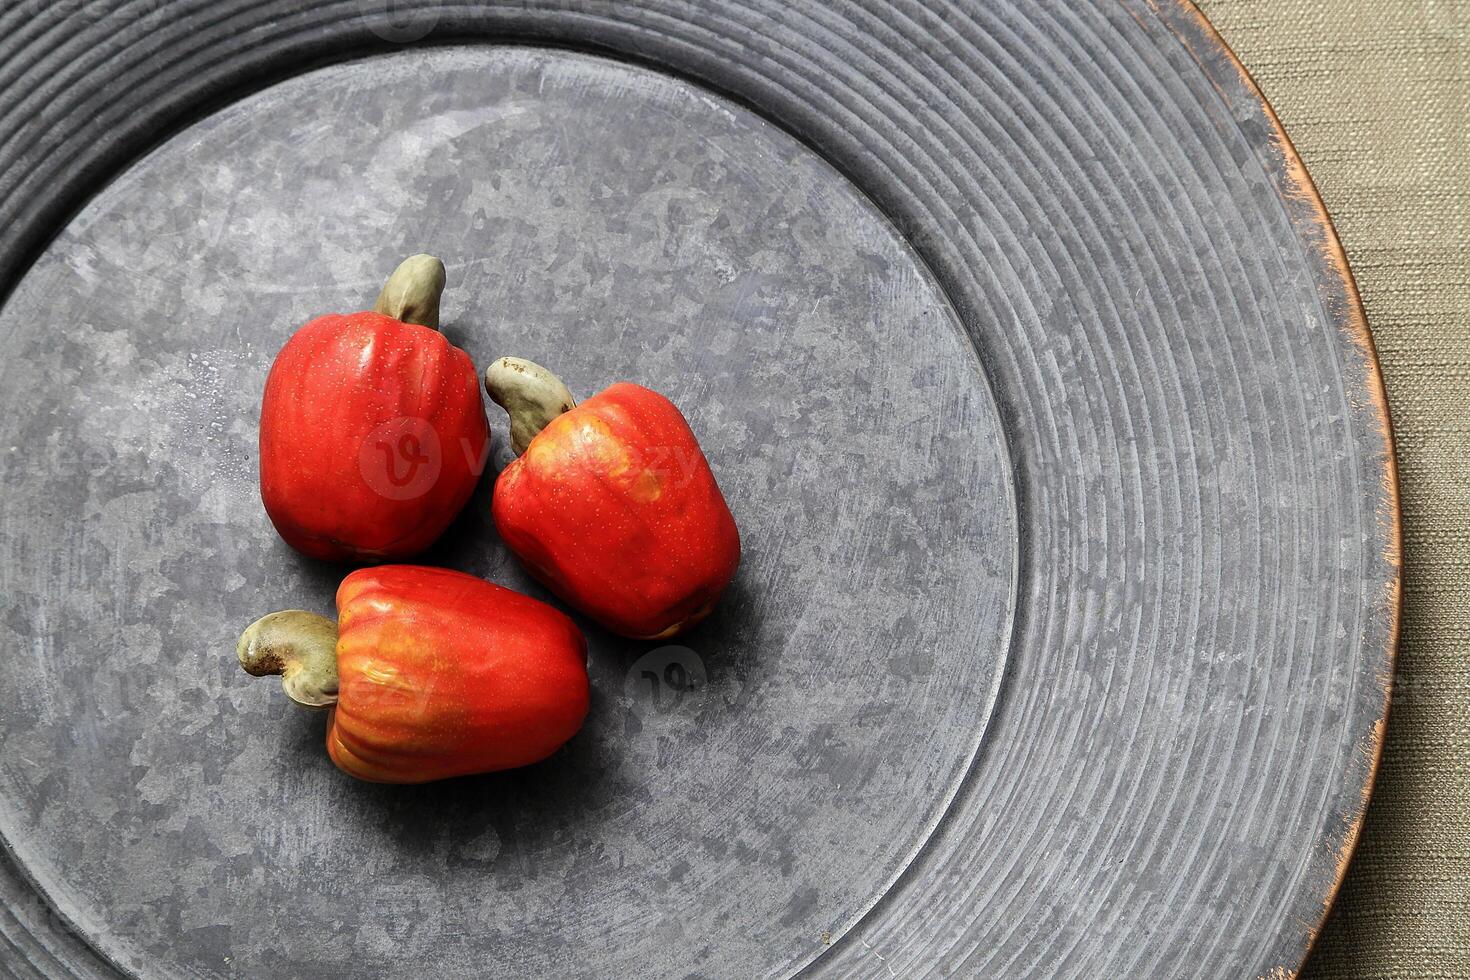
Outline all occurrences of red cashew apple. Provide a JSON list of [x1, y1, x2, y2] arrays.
[[258, 255, 491, 561], [483, 357, 740, 639], [237, 565, 589, 783]]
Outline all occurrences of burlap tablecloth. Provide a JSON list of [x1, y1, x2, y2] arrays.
[[1195, 2, 1469, 976]]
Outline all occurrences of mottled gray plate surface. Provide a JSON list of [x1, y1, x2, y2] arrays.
[[0, 46, 1017, 980], [0, 2, 1397, 979]]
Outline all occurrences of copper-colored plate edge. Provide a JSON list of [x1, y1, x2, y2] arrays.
[[1156, 3, 1404, 977]]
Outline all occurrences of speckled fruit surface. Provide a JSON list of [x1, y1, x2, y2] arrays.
[[0, 3, 1397, 979]]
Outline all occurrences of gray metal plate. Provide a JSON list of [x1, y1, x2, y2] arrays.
[[0, 2, 1398, 979], [0, 47, 1016, 979]]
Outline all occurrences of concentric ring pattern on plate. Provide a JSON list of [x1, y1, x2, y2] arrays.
[[0, 2, 1398, 979], [0, 45, 1019, 980]]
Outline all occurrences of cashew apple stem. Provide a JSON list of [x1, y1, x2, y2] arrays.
[[237, 610, 340, 709], [372, 253, 446, 330], [484, 356, 577, 455]]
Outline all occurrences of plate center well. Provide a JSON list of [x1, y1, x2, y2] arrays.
[[0, 46, 1015, 979]]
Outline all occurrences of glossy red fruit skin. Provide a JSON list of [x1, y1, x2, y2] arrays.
[[492, 382, 740, 639], [259, 311, 490, 561], [327, 565, 589, 783]]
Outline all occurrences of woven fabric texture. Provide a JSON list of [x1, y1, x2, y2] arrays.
[[1197, 2, 1469, 977]]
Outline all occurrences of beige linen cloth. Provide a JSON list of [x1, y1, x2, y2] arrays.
[[1196, 2, 1469, 977]]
